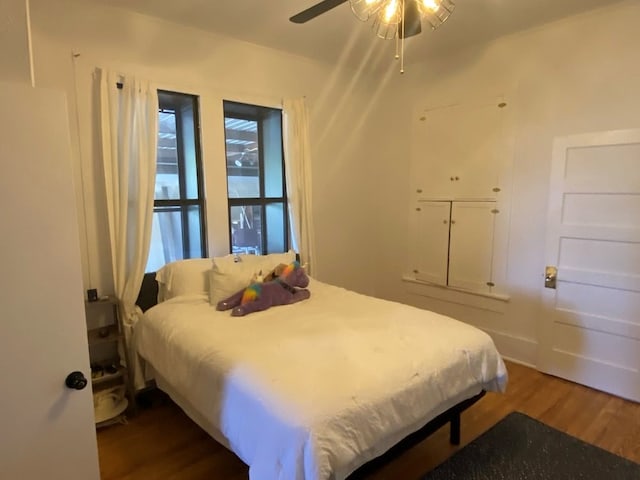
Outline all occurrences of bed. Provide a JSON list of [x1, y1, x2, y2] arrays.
[[134, 255, 507, 480]]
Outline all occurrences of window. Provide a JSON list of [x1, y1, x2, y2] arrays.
[[223, 101, 288, 255], [146, 91, 207, 272]]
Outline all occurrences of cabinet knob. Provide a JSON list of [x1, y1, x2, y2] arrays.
[[455, 176, 460, 181], [416, 188, 423, 194], [65, 371, 88, 391], [450, 177, 455, 181], [450, 220, 456, 225], [443, 220, 448, 224], [416, 207, 422, 212]]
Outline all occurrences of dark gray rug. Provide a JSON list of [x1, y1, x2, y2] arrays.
[[423, 411, 640, 479]]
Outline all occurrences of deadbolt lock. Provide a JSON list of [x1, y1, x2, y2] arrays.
[[545, 266, 557, 289]]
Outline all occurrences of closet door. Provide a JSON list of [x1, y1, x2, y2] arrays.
[[411, 100, 506, 199], [408, 201, 450, 285], [448, 202, 497, 292]]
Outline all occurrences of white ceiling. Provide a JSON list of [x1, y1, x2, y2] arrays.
[[87, 0, 624, 66]]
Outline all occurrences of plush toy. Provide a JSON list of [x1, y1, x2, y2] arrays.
[[216, 261, 311, 316]]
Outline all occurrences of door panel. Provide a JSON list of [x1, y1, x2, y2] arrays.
[[540, 128, 640, 402], [408, 201, 450, 285], [0, 83, 100, 478], [562, 193, 640, 227], [448, 201, 496, 292], [559, 238, 640, 275], [565, 143, 640, 191]]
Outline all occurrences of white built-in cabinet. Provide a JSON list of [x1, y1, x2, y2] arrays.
[[409, 201, 497, 293], [407, 97, 511, 296], [411, 100, 507, 200]]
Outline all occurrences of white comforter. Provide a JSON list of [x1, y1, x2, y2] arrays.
[[135, 278, 507, 480]]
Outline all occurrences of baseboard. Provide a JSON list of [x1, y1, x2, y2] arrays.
[[481, 327, 537, 368]]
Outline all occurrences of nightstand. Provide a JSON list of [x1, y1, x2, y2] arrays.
[[85, 296, 135, 427]]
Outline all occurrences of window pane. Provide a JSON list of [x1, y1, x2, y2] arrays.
[[156, 110, 180, 200], [186, 205, 203, 258], [180, 100, 200, 200], [264, 110, 284, 198], [146, 205, 205, 272], [146, 207, 184, 272], [225, 117, 260, 199], [230, 205, 262, 255], [266, 202, 286, 254]]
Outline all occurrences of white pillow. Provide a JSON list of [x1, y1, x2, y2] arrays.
[[208, 251, 296, 306], [155, 258, 212, 301]]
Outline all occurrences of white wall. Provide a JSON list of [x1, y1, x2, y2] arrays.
[[29, 0, 638, 368], [374, 0, 640, 365], [0, 0, 32, 83], [29, 0, 405, 297]]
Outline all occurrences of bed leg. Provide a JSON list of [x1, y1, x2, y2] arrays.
[[449, 412, 461, 445]]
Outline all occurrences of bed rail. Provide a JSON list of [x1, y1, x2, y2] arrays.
[[348, 390, 486, 478]]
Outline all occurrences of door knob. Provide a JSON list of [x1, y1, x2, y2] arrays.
[[545, 266, 557, 289], [65, 371, 88, 390]]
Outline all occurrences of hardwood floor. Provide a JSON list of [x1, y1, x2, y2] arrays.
[[97, 361, 640, 479]]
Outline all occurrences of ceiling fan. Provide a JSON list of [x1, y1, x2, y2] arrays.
[[289, 0, 455, 40]]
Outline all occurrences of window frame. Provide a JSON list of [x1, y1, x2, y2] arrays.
[[223, 101, 289, 255], [154, 90, 208, 260]]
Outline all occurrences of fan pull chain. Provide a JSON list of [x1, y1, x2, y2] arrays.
[[400, 0, 405, 74], [395, 24, 400, 60]]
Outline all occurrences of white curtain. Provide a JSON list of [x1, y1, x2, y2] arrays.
[[99, 69, 158, 389], [283, 98, 317, 274]]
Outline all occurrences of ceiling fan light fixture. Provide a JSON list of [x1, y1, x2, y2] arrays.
[[289, 0, 456, 73], [371, 0, 403, 38], [420, 0, 455, 29], [372, 17, 399, 39], [350, 0, 386, 21]]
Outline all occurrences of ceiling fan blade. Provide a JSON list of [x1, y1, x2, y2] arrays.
[[399, 0, 422, 38], [289, 0, 349, 24]]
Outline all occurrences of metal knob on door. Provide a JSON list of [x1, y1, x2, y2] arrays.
[[544, 266, 557, 290], [65, 371, 88, 390]]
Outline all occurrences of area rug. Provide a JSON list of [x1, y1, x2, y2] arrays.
[[423, 411, 640, 479]]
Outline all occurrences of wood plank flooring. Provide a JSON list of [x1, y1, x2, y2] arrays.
[[97, 361, 640, 479]]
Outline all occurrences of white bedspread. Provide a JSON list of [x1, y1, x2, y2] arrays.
[[135, 279, 507, 480]]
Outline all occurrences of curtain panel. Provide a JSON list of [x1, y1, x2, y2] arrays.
[[283, 98, 317, 275], [99, 69, 158, 389]]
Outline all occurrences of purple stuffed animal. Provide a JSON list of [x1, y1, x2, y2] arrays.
[[216, 261, 311, 316]]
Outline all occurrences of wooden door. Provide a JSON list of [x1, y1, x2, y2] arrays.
[[408, 201, 451, 285], [448, 201, 497, 293], [0, 83, 100, 478], [540, 128, 640, 402]]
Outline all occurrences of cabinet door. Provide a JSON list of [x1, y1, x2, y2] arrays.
[[448, 202, 496, 292], [408, 201, 451, 285], [411, 100, 506, 199]]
